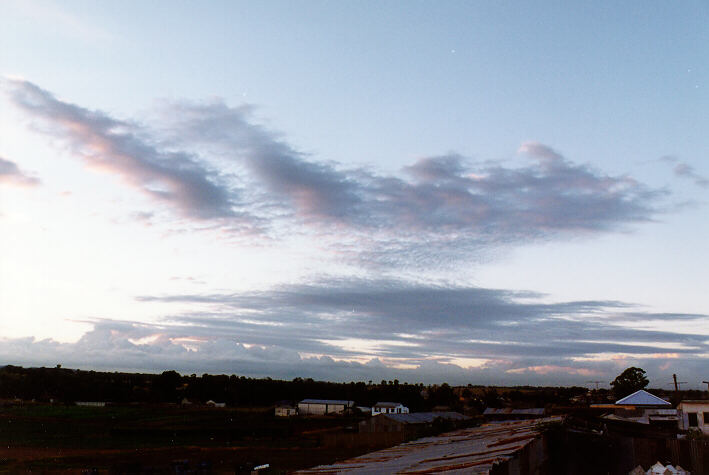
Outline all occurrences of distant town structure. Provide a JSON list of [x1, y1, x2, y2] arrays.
[[275, 402, 297, 417], [677, 400, 709, 435], [205, 400, 225, 408], [298, 399, 354, 415], [75, 401, 106, 407], [372, 402, 409, 415]]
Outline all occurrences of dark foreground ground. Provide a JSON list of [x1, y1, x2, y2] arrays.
[[0, 404, 379, 473]]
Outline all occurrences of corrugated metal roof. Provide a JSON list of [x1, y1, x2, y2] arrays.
[[382, 412, 469, 424], [615, 390, 670, 406], [483, 408, 545, 415], [300, 399, 355, 405], [296, 417, 561, 474]]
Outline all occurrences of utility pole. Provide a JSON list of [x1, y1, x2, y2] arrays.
[[587, 381, 602, 390], [703, 381, 709, 392], [673, 374, 687, 392]]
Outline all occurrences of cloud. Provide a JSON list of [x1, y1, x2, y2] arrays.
[[660, 155, 709, 188], [3, 79, 242, 221], [5, 80, 666, 265], [168, 103, 661, 236], [126, 277, 709, 384], [0, 156, 40, 187]]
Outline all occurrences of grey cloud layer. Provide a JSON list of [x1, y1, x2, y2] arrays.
[[0, 156, 40, 187], [166, 99, 661, 237], [6, 80, 664, 263], [3, 279, 706, 385], [133, 278, 706, 379]]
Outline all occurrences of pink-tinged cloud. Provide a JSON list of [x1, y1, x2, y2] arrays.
[[4, 79, 239, 220], [0, 156, 40, 187], [506, 365, 603, 377]]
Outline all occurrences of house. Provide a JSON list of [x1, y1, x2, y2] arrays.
[[677, 400, 709, 434], [298, 399, 354, 415], [592, 390, 677, 435], [372, 402, 409, 415], [275, 402, 298, 417]]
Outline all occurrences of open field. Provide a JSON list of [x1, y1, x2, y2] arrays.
[[0, 404, 373, 473]]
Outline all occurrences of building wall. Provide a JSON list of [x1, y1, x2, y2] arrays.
[[298, 402, 347, 415], [678, 402, 709, 434], [275, 406, 297, 416], [372, 405, 409, 415]]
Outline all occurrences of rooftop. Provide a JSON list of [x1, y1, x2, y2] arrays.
[[374, 402, 406, 408], [615, 390, 671, 406], [299, 399, 354, 405], [381, 411, 469, 424], [297, 417, 561, 474]]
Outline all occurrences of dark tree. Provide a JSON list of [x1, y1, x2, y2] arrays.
[[611, 367, 649, 399]]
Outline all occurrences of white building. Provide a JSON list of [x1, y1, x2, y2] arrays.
[[372, 402, 409, 415], [677, 400, 709, 434], [298, 399, 354, 415], [275, 404, 298, 417]]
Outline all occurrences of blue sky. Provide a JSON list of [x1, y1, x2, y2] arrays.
[[1, 0, 708, 388]]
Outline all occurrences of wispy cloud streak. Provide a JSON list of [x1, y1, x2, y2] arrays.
[[4, 79, 240, 220], [0, 156, 40, 187], [661, 155, 709, 188]]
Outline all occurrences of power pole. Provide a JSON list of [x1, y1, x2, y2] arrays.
[[586, 381, 602, 390], [703, 381, 709, 392], [673, 374, 687, 392]]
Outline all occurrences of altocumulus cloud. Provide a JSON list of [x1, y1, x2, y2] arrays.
[[5, 79, 666, 265], [4, 278, 703, 385]]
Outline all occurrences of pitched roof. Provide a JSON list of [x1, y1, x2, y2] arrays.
[[299, 399, 354, 405], [483, 408, 545, 415], [615, 389, 671, 406]]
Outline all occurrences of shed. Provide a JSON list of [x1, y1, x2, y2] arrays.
[[298, 399, 354, 415]]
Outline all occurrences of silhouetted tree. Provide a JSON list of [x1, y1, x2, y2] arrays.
[[611, 367, 648, 399]]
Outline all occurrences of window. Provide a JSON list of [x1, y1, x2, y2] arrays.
[[688, 412, 698, 427], [704, 412, 709, 424]]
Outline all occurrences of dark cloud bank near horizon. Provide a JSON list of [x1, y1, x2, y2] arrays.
[[2, 278, 706, 386]]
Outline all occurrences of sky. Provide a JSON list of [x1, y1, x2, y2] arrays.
[[1, 0, 708, 388]]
